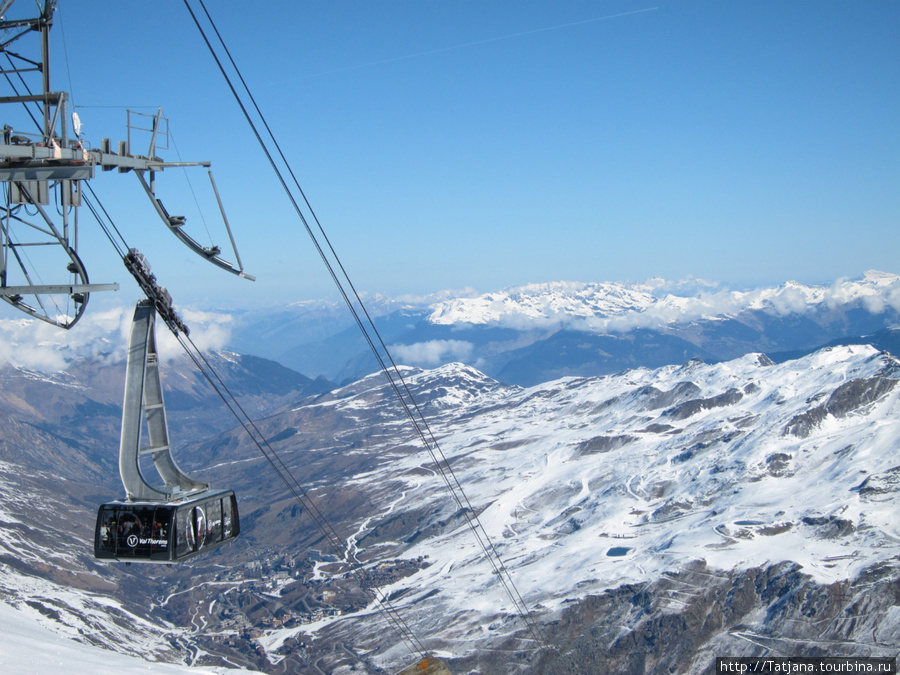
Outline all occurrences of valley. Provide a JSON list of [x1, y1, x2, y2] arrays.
[[1, 330, 899, 673]]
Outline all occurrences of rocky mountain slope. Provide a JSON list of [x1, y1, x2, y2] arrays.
[[2, 342, 897, 673], [234, 346, 900, 673]]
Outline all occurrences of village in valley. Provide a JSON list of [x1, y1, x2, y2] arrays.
[[155, 549, 431, 664]]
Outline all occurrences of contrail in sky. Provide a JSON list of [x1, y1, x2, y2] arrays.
[[301, 7, 660, 80]]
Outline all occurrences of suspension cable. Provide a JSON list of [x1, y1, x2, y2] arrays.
[[183, 0, 546, 649], [85, 183, 429, 660], [173, 329, 429, 659]]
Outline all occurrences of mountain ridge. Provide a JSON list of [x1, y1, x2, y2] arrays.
[[1, 343, 900, 672], [425, 271, 900, 327], [221, 271, 900, 385], [240, 344, 900, 671]]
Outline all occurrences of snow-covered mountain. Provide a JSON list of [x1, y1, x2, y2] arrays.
[[222, 271, 900, 385], [426, 280, 660, 326], [4, 341, 897, 672], [426, 271, 900, 328], [234, 345, 900, 672]]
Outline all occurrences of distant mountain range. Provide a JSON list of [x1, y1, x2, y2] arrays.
[[227, 271, 900, 385]]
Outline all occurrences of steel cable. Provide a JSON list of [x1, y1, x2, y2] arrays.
[[183, 0, 547, 650], [86, 182, 430, 661]]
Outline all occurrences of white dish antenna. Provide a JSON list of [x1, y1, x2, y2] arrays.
[[72, 111, 83, 137]]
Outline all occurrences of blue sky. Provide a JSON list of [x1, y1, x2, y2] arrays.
[[7, 0, 900, 310]]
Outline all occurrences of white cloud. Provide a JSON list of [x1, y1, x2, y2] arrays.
[[157, 308, 234, 360], [0, 303, 234, 373], [882, 285, 900, 314], [390, 340, 474, 367]]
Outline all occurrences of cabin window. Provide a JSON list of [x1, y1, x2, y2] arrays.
[[96, 505, 173, 559], [206, 497, 223, 544], [97, 506, 118, 554], [223, 494, 234, 538]]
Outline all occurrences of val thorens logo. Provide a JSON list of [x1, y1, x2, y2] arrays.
[[127, 534, 138, 548]]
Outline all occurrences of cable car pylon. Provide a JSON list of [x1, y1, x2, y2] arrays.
[[0, 2, 253, 330]]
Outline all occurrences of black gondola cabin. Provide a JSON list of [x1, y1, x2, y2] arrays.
[[94, 489, 239, 563]]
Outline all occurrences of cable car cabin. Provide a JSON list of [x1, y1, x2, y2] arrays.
[[94, 489, 239, 563]]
